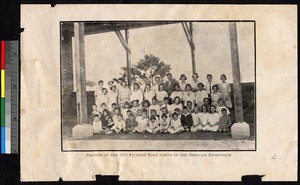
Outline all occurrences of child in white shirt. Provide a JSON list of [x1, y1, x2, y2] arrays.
[[92, 114, 103, 134], [207, 105, 220, 132], [112, 114, 126, 133], [134, 110, 149, 133], [170, 84, 183, 102], [143, 84, 156, 103], [131, 100, 140, 115], [191, 106, 202, 132], [216, 99, 230, 117], [149, 98, 161, 116], [167, 113, 185, 134], [169, 96, 183, 114], [146, 115, 159, 134], [195, 83, 208, 108], [131, 83, 143, 105], [199, 105, 210, 131]]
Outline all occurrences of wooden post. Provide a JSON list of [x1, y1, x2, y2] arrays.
[[125, 29, 132, 87], [229, 22, 244, 123], [190, 22, 196, 74], [61, 25, 74, 116], [74, 22, 88, 124]]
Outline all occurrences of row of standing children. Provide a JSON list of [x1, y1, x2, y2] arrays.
[[94, 73, 233, 115]]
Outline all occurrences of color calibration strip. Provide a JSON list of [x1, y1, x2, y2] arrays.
[[0, 40, 19, 154], [1, 41, 5, 153]]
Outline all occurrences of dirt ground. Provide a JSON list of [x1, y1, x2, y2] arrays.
[[62, 119, 255, 151], [62, 118, 255, 141]]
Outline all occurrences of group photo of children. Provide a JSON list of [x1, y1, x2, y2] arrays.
[[90, 73, 233, 135], [61, 21, 255, 150]]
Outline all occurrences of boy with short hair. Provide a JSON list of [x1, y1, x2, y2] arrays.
[[180, 106, 193, 131]]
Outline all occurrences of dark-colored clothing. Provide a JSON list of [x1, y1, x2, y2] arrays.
[[126, 118, 138, 131], [219, 115, 232, 131], [100, 115, 109, 128], [107, 122, 114, 130], [180, 113, 193, 129], [164, 78, 178, 96]]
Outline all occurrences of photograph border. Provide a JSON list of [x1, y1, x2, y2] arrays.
[[60, 20, 257, 152]]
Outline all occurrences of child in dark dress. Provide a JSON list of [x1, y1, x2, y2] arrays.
[[104, 117, 114, 134], [180, 106, 193, 131], [100, 109, 110, 130]]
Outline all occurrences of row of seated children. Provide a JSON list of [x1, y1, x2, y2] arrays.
[[90, 102, 232, 134], [93, 93, 229, 120]]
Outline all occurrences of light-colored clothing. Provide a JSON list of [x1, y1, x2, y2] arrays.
[[211, 92, 222, 106], [160, 103, 171, 113], [96, 94, 109, 108], [167, 119, 184, 134], [182, 91, 195, 106], [207, 113, 220, 132], [191, 112, 201, 126], [112, 115, 118, 124], [92, 120, 103, 133], [94, 86, 103, 99], [135, 118, 149, 133], [199, 112, 210, 131], [152, 84, 160, 93], [149, 104, 161, 115], [143, 90, 156, 103], [170, 91, 183, 101], [131, 90, 143, 104], [169, 103, 183, 114], [218, 82, 232, 108], [90, 110, 101, 124], [204, 81, 215, 95], [179, 81, 188, 91], [157, 119, 170, 133], [195, 90, 208, 106], [189, 80, 200, 92], [146, 120, 159, 133], [112, 120, 126, 133], [108, 91, 118, 109], [216, 106, 230, 117], [118, 87, 131, 108], [131, 106, 140, 115], [156, 90, 168, 102]]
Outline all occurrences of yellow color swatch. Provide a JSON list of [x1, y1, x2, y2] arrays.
[[1, 70, 5, 98]]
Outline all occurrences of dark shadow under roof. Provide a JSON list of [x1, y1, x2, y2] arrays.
[[61, 21, 181, 35]]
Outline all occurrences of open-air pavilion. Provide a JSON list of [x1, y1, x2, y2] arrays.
[[61, 21, 245, 128]]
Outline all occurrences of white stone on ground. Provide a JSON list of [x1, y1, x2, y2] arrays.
[[231, 122, 250, 140], [72, 124, 94, 139]]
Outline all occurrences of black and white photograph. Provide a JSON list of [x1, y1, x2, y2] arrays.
[[60, 21, 256, 151]]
